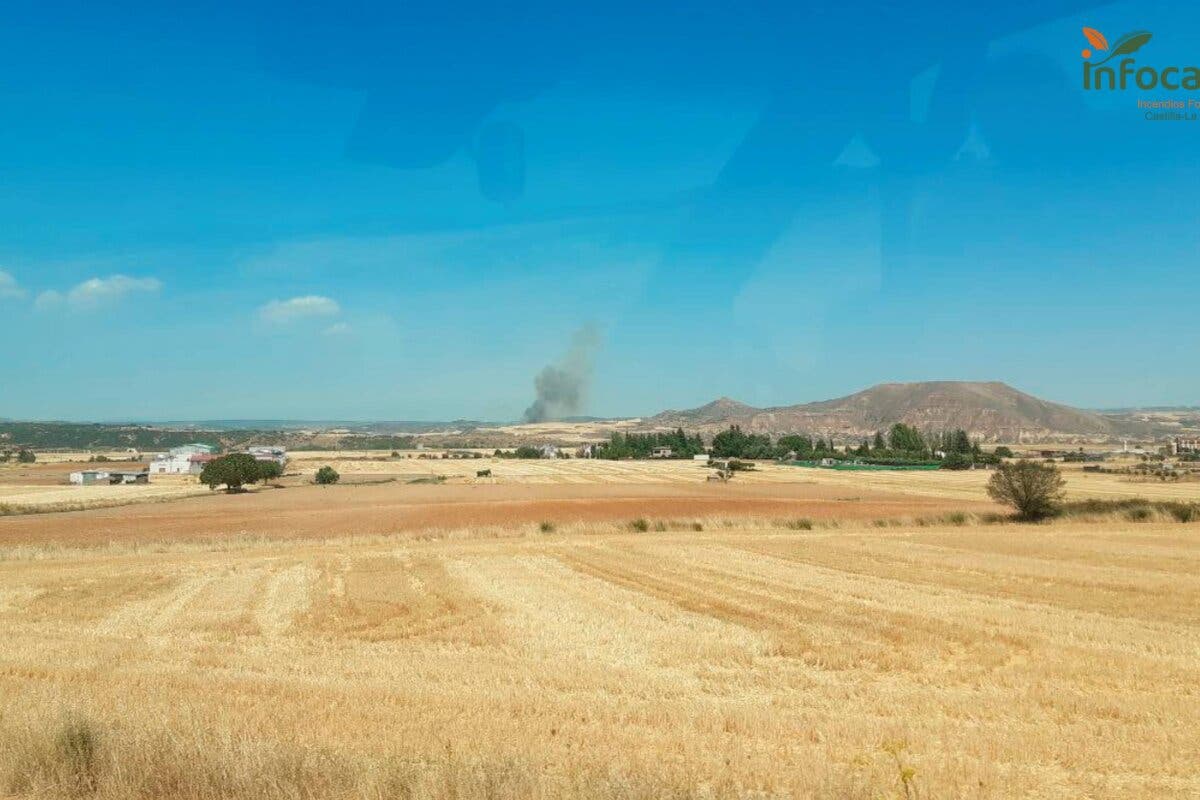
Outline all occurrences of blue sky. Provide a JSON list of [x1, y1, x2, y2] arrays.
[[1, 0, 1197, 421]]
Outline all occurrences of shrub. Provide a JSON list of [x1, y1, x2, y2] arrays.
[[16, 449, 36, 464], [538, 521, 556, 533], [630, 518, 650, 532], [1167, 503, 1197, 523], [54, 715, 99, 792], [939, 452, 972, 470], [986, 460, 1066, 520], [993, 446, 1015, 458], [785, 518, 814, 531], [314, 466, 340, 485]]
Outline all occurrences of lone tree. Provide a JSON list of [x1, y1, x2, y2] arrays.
[[16, 449, 36, 464], [314, 465, 340, 485], [199, 453, 263, 493], [987, 460, 1066, 520]]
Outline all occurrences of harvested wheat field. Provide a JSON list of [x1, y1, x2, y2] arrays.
[[286, 454, 827, 485], [0, 478, 995, 548], [778, 463, 1200, 503], [2, 501, 1199, 799]]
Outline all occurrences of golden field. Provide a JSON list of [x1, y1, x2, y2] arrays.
[[4, 450, 1193, 512], [1, 460, 1198, 799]]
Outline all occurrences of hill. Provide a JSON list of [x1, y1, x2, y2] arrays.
[[643, 381, 1143, 441]]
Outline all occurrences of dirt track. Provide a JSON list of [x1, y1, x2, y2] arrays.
[[0, 480, 997, 547]]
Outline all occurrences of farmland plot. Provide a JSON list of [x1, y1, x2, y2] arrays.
[[1, 518, 1197, 799]]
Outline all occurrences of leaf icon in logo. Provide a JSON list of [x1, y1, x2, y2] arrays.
[[1082, 27, 1109, 50], [1110, 30, 1152, 56]]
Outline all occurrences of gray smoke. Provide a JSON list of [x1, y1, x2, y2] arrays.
[[523, 324, 602, 423]]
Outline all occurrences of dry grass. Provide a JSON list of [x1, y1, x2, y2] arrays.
[[778, 462, 1200, 502], [287, 453, 822, 485], [0, 483, 206, 515], [2, 513, 1198, 799]]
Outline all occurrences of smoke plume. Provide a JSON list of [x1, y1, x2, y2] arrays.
[[522, 324, 602, 423]]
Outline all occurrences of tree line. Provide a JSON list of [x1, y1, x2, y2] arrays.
[[584, 423, 1004, 468], [597, 429, 708, 459]]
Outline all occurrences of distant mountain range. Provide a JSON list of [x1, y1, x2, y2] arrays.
[[5, 383, 1196, 449], [642, 381, 1190, 441]]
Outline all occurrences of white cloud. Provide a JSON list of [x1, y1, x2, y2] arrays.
[[34, 274, 162, 312], [258, 295, 341, 324], [33, 290, 64, 311], [0, 270, 26, 300], [68, 274, 161, 307]]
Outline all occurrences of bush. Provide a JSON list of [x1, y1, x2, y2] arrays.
[[939, 452, 972, 470], [54, 715, 99, 792], [314, 466, 340, 485], [629, 517, 650, 532], [986, 460, 1066, 520], [1167, 503, 1197, 523], [538, 521, 556, 533], [1124, 507, 1153, 522], [1059, 498, 1200, 523], [16, 449, 36, 464], [993, 446, 1015, 458]]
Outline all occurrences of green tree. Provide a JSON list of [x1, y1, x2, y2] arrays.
[[711, 426, 750, 458], [888, 423, 926, 454], [314, 465, 340, 485], [776, 434, 814, 459], [873, 431, 886, 451], [16, 449, 36, 464], [257, 460, 283, 483], [994, 446, 1014, 459], [987, 460, 1066, 520], [199, 453, 262, 492]]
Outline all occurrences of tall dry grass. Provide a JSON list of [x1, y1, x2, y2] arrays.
[[0, 709, 909, 799]]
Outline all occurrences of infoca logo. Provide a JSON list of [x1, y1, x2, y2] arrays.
[[1081, 27, 1200, 90]]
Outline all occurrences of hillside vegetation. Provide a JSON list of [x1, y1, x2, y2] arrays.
[[645, 381, 1161, 440]]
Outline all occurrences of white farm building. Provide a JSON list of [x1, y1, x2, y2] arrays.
[[246, 446, 287, 465], [149, 443, 217, 475], [69, 469, 149, 485]]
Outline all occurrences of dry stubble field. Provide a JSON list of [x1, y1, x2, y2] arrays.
[[1, 461, 1199, 799]]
